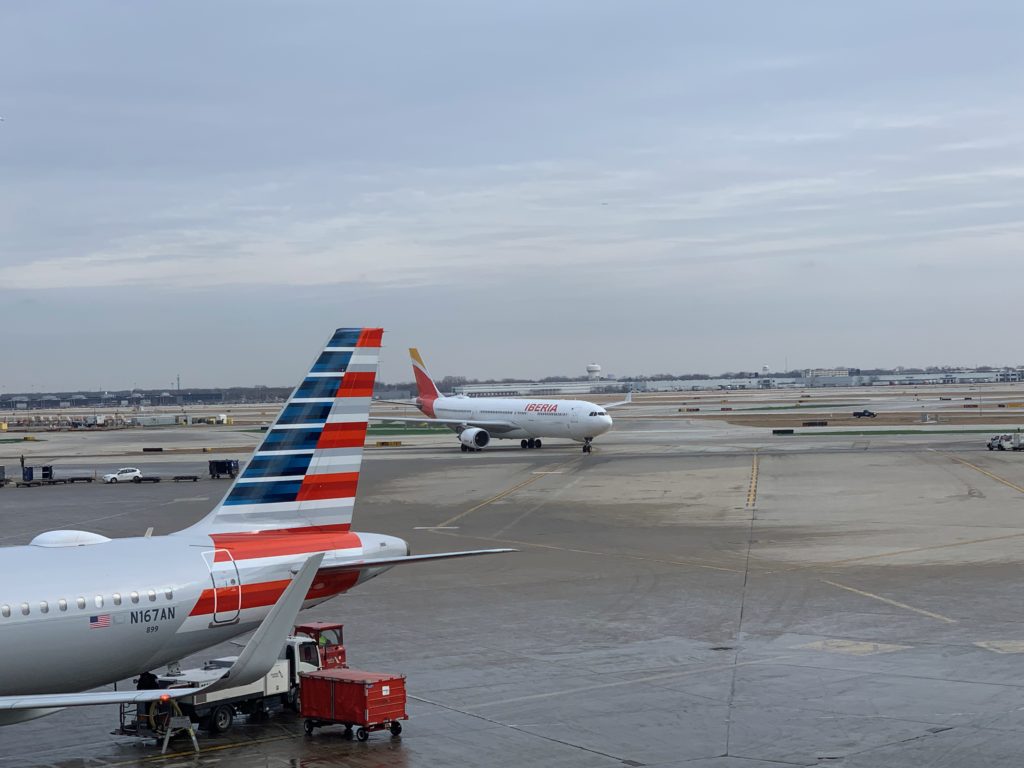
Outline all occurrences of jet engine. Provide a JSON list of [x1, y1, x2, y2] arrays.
[[459, 427, 490, 449]]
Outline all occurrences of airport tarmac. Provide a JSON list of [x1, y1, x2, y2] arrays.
[[4, 418, 1024, 766]]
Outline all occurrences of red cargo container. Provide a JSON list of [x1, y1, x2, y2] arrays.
[[300, 668, 407, 741]]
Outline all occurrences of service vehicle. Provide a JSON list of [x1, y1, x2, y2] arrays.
[[103, 467, 142, 483], [987, 433, 1024, 451], [118, 623, 348, 737], [852, 409, 877, 418]]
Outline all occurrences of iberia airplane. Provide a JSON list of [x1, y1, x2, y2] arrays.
[[0, 327, 510, 724], [376, 348, 630, 454]]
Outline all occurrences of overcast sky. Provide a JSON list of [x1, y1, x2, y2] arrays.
[[2, 2, 1023, 391]]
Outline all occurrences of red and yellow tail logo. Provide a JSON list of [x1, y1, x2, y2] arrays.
[[410, 347, 440, 417]]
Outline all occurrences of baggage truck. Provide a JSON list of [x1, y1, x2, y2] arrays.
[[119, 624, 348, 737]]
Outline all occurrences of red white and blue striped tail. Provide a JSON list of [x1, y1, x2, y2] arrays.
[[184, 327, 383, 534]]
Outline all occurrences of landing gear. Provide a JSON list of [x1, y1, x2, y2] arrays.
[[521, 439, 529, 449], [461, 444, 468, 452], [582, 438, 593, 454], [522, 439, 543, 449]]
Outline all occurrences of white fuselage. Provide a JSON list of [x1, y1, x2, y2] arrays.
[[429, 395, 614, 441], [0, 530, 406, 700]]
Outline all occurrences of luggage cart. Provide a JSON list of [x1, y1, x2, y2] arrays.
[[301, 669, 407, 741]]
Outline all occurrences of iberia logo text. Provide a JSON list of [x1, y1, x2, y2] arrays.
[[525, 403, 558, 413]]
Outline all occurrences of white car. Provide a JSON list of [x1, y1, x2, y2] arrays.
[[103, 467, 142, 484]]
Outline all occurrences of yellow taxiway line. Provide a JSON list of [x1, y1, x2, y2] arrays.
[[436, 456, 581, 528], [746, 451, 759, 509]]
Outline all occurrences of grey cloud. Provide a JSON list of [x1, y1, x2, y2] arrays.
[[2, 1, 1024, 387]]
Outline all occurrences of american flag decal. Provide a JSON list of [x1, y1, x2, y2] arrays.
[[89, 614, 111, 629]]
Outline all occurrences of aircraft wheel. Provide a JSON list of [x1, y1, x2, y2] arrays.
[[534, 439, 542, 448], [521, 440, 528, 449], [461, 444, 468, 452]]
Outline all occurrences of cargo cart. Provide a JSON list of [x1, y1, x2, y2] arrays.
[[301, 669, 407, 741], [208, 459, 240, 479]]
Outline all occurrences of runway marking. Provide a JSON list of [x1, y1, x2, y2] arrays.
[[945, 454, 1024, 495], [745, 451, 759, 508], [435, 457, 580, 528], [821, 579, 957, 624], [795, 638, 910, 656], [492, 476, 582, 539], [414, 525, 459, 530], [787, 530, 1024, 570], [532, 470, 564, 474]]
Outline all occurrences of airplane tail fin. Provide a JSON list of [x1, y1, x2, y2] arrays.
[[410, 347, 441, 417], [181, 327, 383, 535]]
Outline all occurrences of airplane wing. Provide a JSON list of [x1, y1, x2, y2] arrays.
[[0, 687, 205, 712], [0, 554, 324, 716], [314, 548, 516, 573], [603, 391, 633, 409], [369, 416, 519, 433]]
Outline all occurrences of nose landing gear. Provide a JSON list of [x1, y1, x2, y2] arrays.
[[582, 438, 593, 454]]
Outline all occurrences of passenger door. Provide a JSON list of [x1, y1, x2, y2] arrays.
[[201, 549, 242, 625]]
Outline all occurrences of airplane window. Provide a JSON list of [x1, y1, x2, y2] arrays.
[[40, 601, 48, 614], [76, 597, 86, 609], [20, 603, 29, 616], [165, 589, 173, 600], [1, 605, 9, 618], [58, 599, 67, 612], [113, 593, 122, 606], [130, 592, 139, 603], [95, 596, 103, 608], [148, 590, 157, 602]]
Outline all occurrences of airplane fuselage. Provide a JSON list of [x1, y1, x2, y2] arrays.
[[0, 530, 405, 696], [425, 396, 614, 441]]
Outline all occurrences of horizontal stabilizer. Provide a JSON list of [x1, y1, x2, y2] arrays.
[[318, 548, 516, 572]]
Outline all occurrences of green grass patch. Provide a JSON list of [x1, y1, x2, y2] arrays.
[[791, 428, 1000, 436], [737, 403, 861, 411], [368, 425, 450, 435], [241, 425, 450, 435]]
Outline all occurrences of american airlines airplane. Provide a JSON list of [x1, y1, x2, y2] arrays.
[[0, 327, 510, 724], [376, 348, 630, 454]]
